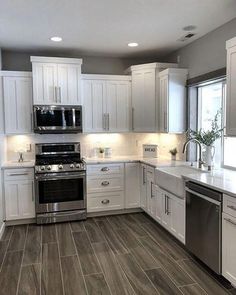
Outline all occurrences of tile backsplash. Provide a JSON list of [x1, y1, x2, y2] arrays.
[[6, 133, 186, 162]]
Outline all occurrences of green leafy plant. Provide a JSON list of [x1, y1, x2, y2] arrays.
[[169, 148, 178, 156], [187, 109, 224, 146]]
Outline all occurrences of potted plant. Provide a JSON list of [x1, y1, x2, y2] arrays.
[[187, 109, 224, 170], [169, 148, 178, 161]]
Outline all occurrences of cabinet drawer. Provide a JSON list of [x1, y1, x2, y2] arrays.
[[87, 175, 124, 193], [223, 194, 236, 218], [87, 191, 124, 213], [4, 168, 34, 181], [87, 163, 124, 176]]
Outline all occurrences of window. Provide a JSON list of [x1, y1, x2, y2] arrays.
[[197, 81, 224, 168]]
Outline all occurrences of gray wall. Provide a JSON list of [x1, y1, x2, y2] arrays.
[[165, 18, 236, 78], [1, 50, 152, 75]]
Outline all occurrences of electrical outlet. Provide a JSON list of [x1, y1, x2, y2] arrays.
[[26, 143, 31, 152]]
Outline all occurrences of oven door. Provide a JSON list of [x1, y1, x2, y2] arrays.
[[35, 171, 86, 213]]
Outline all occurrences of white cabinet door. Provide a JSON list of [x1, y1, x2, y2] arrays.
[[161, 192, 171, 229], [5, 182, 21, 220], [222, 212, 236, 286], [32, 63, 58, 105], [132, 69, 156, 132], [125, 163, 140, 208], [226, 43, 236, 135], [146, 166, 155, 216], [140, 164, 147, 211], [19, 181, 35, 219], [82, 79, 106, 132], [169, 195, 185, 243], [106, 81, 130, 132], [159, 75, 168, 133], [57, 64, 81, 105], [3, 75, 33, 134], [155, 186, 163, 223]]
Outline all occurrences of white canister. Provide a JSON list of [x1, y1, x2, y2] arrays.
[[104, 147, 112, 158]]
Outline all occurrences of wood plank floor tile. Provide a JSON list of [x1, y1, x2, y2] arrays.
[[119, 215, 147, 237], [8, 225, 27, 251], [23, 225, 41, 265], [85, 273, 111, 295], [84, 218, 105, 243], [18, 264, 41, 295], [0, 250, 23, 295], [0, 241, 8, 268], [140, 221, 189, 261], [96, 220, 128, 254], [130, 213, 152, 224], [116, 252, 158, 295], [42, 224, 57, 243], [106, 215, 126, 229], [70, 220, 85, 232], [178, 259, 230, 295], [179, 283, 208, 295], [41, 243, 63, 295], [92, 242, 135, 295], [61, 255, 87, 295], [0, 226, 13, 241], [145, 267, 182, 295], [73, 231, 101, 275], [56, 223, 76, 257], [139, 236, 194, 287]]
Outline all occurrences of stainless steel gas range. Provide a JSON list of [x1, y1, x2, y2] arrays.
[[35, 142, 86, 224]]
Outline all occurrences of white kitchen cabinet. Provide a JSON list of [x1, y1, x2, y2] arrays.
[[222, 212, 236, 286], [128, 62, 178, 132], [140, 164, 147, 211], [82, 75, 131, 133], [2, 71, 33, 134], [169, 194, 185, 243], [161, 191, 171, 229], [146, 166, 155, 216], [4, 168, 35, 221], [125, 163, 140, 209], [31, 56, 82, 105], [226, 37, 236, 136], [159, 68, 188, 133]]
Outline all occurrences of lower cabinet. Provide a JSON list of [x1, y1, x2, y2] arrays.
[[222, 212, 236, 286], [140, 164, 147, 210], [87, 191, 124, 212], [125, 163, 140, 209], [4, 168, 35, 221]]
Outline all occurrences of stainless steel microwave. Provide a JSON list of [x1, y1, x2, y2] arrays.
[[33, 105, 82, 134]]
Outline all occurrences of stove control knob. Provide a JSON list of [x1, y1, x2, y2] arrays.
[[40, 166, 45, 171], [58, 165, 63, 170], [47, 165, 52, 171], [70, 164, 75, 169], [75, 163, 81, 169]]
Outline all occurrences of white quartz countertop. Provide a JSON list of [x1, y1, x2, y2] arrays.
[[1, 160, 35, 169]]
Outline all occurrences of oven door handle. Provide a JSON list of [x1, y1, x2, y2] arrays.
[[35, 173, 85, 181], [185, 188, 221, 206]]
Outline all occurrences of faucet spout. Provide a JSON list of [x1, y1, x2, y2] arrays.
[[182, 138, 203, 169]]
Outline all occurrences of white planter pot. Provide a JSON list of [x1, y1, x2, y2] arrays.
[[205, 145, 215, 170]]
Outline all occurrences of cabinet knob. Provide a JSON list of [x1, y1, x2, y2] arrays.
[[101, 181, 109, 186], [101, 167, 109, 172], [101, 199, 110, 204]]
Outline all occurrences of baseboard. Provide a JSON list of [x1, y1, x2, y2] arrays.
[[5, 218, 36, 226], [0, 222, 5, 240], [87, 208, 143, 218]]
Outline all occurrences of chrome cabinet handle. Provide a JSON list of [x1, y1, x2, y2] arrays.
[[101, 167, 109, 172], [32, 182, 34, 202], [224, 218, 236, 226], [103, 114, 106, 130], [166, 195, 170, 215], [31, 113, 33, 131], [164, 112, 167, 131], [101, 199, 110, 204], [227, 205, 236, 211], [143, 167, 146, 184], [59, 87, 62, 103], [151, 181, 154, 198], [107, 113, 109, 130], [8, 173, 29, 176], [132, 108, 134, 130], [164, 195, 167, 214], [101, 181, 109, 186]]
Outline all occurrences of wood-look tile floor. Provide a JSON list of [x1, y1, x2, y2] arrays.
[[0, 213, 235, 295]]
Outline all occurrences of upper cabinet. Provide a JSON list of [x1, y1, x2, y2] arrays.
[[128, 62, 178, 132], [82, 74, 131, 133], [159, 68, 188, 133], [1, 71, 33, 134], [31, 56, 82, 105], [226, 37, 236, 136]]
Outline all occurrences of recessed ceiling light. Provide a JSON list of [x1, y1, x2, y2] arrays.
[[50, 36, 62, 42], [128, 42, 138, 47], [183, 25, 197, 31]]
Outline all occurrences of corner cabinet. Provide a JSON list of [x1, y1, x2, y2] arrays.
[[159, 68, 188, 133], [226, 37, 236, 136], [128, 62, 178, 132], [31, 56, 82, 105], [125, 162, 140, 208], [82, 75, 131, 133], [1, 71, 33, 134], [4, 168, 35, 221]]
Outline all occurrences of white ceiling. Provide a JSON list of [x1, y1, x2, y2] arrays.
[[0, 0, 236, 58]]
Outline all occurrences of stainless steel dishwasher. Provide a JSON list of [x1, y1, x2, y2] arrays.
[[185, 181, 222, 274]]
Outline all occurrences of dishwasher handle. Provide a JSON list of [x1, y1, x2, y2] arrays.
[[185, 188, 221, 206], [186, 181, 222, 202]]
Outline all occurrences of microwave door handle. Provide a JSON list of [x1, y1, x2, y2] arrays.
[[73, 108, 76, 127]]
